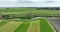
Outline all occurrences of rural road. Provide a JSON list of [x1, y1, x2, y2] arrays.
[[48, 18, 60, 32]]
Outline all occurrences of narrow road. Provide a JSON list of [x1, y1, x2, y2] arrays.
[[48, 18, 60, 32]]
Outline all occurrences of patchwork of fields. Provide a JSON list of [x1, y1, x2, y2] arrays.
[[0, 18, 56, 32], [1, 8, 60, 15], [1, 8, 60, 18], [0, 8, 58, 32]]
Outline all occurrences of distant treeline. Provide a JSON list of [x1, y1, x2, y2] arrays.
[[0, 14, 60, 19], [0, 7, 60, 19], [0, 7, 60, 10], [36, 7, 60, 10]]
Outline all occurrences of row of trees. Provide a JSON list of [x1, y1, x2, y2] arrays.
[[0, 7, 60, 11], [36, 7, 60, 10]]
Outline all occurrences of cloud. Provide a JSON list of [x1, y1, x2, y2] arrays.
[[0, 0, 19, 2], [0, 0, 60, 7], [20, 0, 47, 3], [0, 0, 47, 3]]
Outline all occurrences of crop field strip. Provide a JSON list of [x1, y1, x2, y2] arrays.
[[0, 20, 8, 26], [46, 18, 56, 32], [27, 20, 40, 32], [0, 18, 56, 32], [0, 21, 23, 32], [1, 10, 60, 15], [40, 18, 56, 32], [1, 8, 35, 14], [14, 23, 30, 32], [1, 8, 60, 15]]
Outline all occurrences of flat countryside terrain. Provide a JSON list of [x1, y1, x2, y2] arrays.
[[1, 8, 60, 17], [0, 8, 59, 32], [0, 18, 56, 32]]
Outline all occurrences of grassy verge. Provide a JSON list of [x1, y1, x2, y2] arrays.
[[40, 18, 56, 32]]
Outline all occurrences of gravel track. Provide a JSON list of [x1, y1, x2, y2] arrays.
[[48, 18, 60, 32]]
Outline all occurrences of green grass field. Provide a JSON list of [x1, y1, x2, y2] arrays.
[[0, 18, 56, 32]]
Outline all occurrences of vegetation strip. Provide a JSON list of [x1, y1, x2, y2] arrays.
[[27, 22, 33, 32], [0, 17, 56, 32], [0, 20, 8, 26], [0, 22, 22, 32], [45, 18, 56, 32], [14, 23, 30, 32], [27, 20, 40, 32], [40, 18, 56, 32]]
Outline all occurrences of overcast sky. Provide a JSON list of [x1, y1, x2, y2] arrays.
[[0, 0, 60, 7]]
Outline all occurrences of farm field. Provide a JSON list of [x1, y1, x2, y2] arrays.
[[1, 8, 60, 14], [1, 8, 60, 18], [0, 18, 56, 32]]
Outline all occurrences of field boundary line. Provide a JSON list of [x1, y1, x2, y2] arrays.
[[45, 18, 56, 32], [11, 22, 23, 32], [37, 20, 40, 32], [27, 22, 33, 32]]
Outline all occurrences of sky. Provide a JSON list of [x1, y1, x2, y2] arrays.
[[0, 0, 60, 7]]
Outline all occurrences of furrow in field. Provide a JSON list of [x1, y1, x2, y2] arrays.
[[27, 22, 33, 32], [0, 20, 8, 26], [14, 23, 30, 32], [35, 21, 40, 32], [0, 22, 10, 30], [8, 22, 23, 32], [27, 20, 40, 32], [0, 22, 22, 32], [40, 18, 55, 32]]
